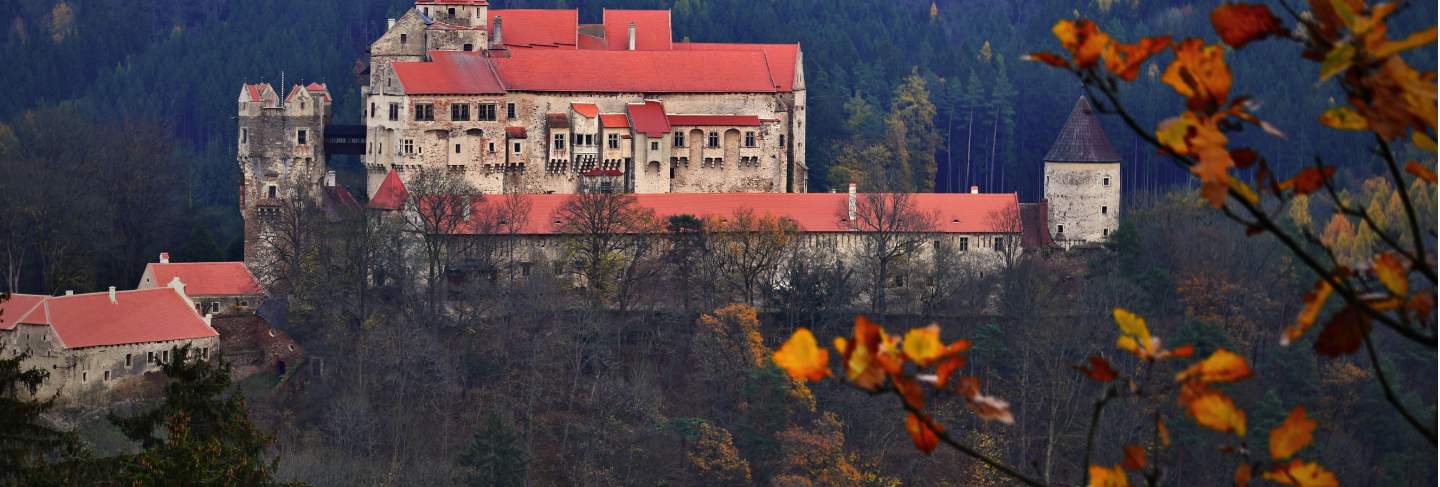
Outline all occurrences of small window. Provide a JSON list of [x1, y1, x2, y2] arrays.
[[455, 144, 462, 154], [521, 262, 533, 276], [478, 104, 497, 121], [126, 354, 132, 367], [650, 141, 660, 151], [267, 186, 278, 199], [389, 103, 400, 121], [554, 134, 566, 150], [707, 131, 719, 148], [506, 103, 516, 119], [779, 134, 786, 148], [1057, 225, 1065, 234], [994, 237, 1004, 251], [513, 142, 521, 154], [162, 350, 169, 363], [1103, 228, 1110, 237], [414, 104, 435, 121], [452, 103, 471, 121], [82, 372, 88, 382], [297, 129, 308, 145], [1101, 205, 1108, 215], [400, 33, 407, 44], [958, 237, 969, 252], [673, 131, 685, 147], [1103, 176, 1111, 187], [744, 131, 756, 147], [488, 142, 496, 153], [104, 370, 110, 381], [148, 351, 155, 364], [370, 103, 376, 118], [463, 43, 474, 51], [448, 7, 456, 17], [608, 133, 619, 149], [403, 139, 415, 154], [241, 128, 248, 144]]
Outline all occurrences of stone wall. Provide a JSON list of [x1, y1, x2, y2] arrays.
[[1043, 161, 1120, 244], [1, 326, 218, 402]]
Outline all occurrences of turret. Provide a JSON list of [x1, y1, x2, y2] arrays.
[[1042, 96, 1121, 247], [237, 81, 332, 270]]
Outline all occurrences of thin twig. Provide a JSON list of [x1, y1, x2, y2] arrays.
[[1362, 332, 1438, 444], [1080, 384, 1117, 487], [893, 389, 1050, 487], [1375, 135, 1436, 283]]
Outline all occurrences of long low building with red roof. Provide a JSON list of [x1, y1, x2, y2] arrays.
[[358, 0, 807, 198], [1, 282, 220, 400], [137, 252, 265, 316]]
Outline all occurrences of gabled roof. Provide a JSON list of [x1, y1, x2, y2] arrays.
[[490, 49, 778, 93], [0, 294, 50, 331], [392, 51, 505, 95], [142, 262, 262, 296], [668, 115, 762, 126], [600, 114, 630, 128], [601, 9, 672, 50], [322, 185, 363, 222], [1044, 96, 1121, 163], [570, 103, 599, 118], [627, 101, 670, 137], [368, 170, 410, 210], [675, 42, 799, 91], [1, 288, 218, 349], [489, 9, 578, 48]]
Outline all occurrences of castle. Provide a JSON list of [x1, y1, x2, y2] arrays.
[[237, 0, 1123, 278]]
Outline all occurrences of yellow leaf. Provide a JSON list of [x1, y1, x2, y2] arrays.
[[1175, 349, 1254, 383], [1188, 391, 1247, 436], [1053, 19, 1111, 69], [902, 324, 945, 366], [1283, 280, 1333, 346], [1113, 308, 1151, 345], [1269, 406, 1317, 460], [1319, 107, 1369, 130], [1374, 252, 1409, 296], [773, 328, 830, 382], [1373, 27, 1437, 58], [1263, 459, 1339, 487], [1414, 132, 1437, 153], [1162, 38, 1232, 110], [1089, 464, 1131, 487], [1318, 43, 1354, 81]]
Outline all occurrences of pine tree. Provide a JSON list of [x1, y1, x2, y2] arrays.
[[888, 69, 940, 191], [456, 411, 529, 487]]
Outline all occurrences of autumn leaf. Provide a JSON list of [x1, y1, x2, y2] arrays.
[[1269, 406, 1317, 460], [1103, 36, 1170, 81], [1313, 306, 1371, 357], [1373, 26, 1437, 58], [1373, 252, 1409, 296], [1318, 107, 1368, 130], [1285, 166, 1336, 194], [902, 324, 945, 366], [1283, 280, 1333, 346], [1157, 418, 1171, 447], [1113, 307, 1152, 352], [1171, 345, 1195, 358], [1175, 349, 1253, 384], [1089, 464, 1131, 487], [1210, 3, 1285, 49], [1155, 111, 1235, 207], [895, 375, 925, 410], [1413, 132, 1438, 153], [1318, 43, 1355, 81], [1263, 459, 1339, 487], [904, 412, 941, 454], [1162, 38, 1232, 111], [933, 355, 967, 388], [1187, 390, 1247, 436], [1121, 445, 1146, 471], [1235, 464, 1253, 487], [840, 317, 888, 390], [1024, 51, 1071, 68], [1406, 160, 1437, 182], [1075, 355, 1120, 382], [956, 376, 1016, 424], [774, 328, 830, 381], [1053, 19, 1111, 69]]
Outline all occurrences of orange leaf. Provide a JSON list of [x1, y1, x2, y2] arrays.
[[773, 328, 830, 381], [1283, 280, 1333, 346], [1187, 390, 1247, 436], [844, 316, 888, 390], [1175, 349, 1253, 384], [1373, 27, 1438, 58], [934, 355, 967, 388], [1171, 345, 1195, 358], [895, 375, 926, 410], [1076, 355, 1120, 382], [1413, 132, 1437, 153], [1157, 418, 1171, 447], [1053, 19, 1111, 69], [1235, 464, 1253, 487], [957, 377, 1015, 425], [1318, 107, 1368, 131], [1121, 445, 1146, 471], [1162, 38, 1232, 112], [1269, 406, 1317, 460], [1288, 166, 1335, 195], [1211, 3, 1285, 49], [1103, 36, 1171, 81], [1089, 464, 1131, 487], [1373, 252, 1409, 297], [1313, 306, 1371, 357], [904, 412, 941, 454], [1024, 51, 1071, 68], [902, 324, 945, 366], [1263, 459, 1339, 487], [1406, 160, 1437, 183]]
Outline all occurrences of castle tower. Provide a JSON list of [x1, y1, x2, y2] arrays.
[[237, 82, 331, 274], [1043, 96, 1121, 246]]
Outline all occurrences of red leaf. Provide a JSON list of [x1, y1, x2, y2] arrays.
[[1313, 306, 1372, 357], [1231, 148, 1259, 169], [1291, 166, 1335, 195], [905, 412, 941, 454], [1074, 355, 1120, 382], [1122, 445, 1147, 471], [1211, 3, 1286, 49], [1172, 345, 1196, 358], [1025, 51, 1072, 69]]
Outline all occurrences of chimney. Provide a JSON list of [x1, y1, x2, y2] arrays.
[[108, 286, 117, 304], [970, 185, 979, 194], [325, 170, 337, 187], [627, 21, 636, 50], [847, 182, 857, 223], [159, 251, 170, 264], [490, 16, 503, 49], [387, 18, 396, 30]]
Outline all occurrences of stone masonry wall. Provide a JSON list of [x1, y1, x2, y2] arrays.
[[1043, 161, 1121, 244]]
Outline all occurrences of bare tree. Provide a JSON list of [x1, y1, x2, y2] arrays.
[[554, 192, 652, 308], [705, 208, 799, 306], [988, 204, 1024, 272], [846, 192, 937, 317], [253, 190, 326, 296], [400, 168, 483, 316]]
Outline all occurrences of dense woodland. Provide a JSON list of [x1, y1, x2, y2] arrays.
[[0, 0, 1437, 485]]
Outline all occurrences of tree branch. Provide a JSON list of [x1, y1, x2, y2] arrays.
[[893, 390, 1050, 487], [1080, 383, 1117, 487], [1362, 332, 1438, 445], [1375, 135, 1436, 283]]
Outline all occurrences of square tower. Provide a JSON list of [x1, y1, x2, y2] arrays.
[[237, 82, 332, 275]]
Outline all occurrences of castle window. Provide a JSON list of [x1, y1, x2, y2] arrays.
[[1057, 225, 1064, 234], [958, 237, 969, 252], [1103, 228, 1109, 237], [463, 43, 474, 52], [148, 351, 154, 364], [553, 134, 566, 150], [745, 131, 756, 147], [707, 131, 719, 148], [370, 103, 376, 118], [608, 133, 619, 149], [82, 372, 87, 382], [650, 141, 660, 151], [389, 103, 400, 121], [126, 354, 132, 367], [506, 103, 516, 119], [1103, 176, 1111, 187], [673, 131, 685, 147], [452, 103, 471, 121], [780, 134, 786, 148], [414, 104, 435, 121], [104, 370, 110, 381], [994, 237, 1004, 251], [297, 129, 308, 145], [513, 142, 521, 154], [448, 7, 456, 17], [400, 33, 407, 44], [489, 142, 496, 153], [241, 128, 248, 144], [267, 186, 277, 199], [1101, 205, 1108, 215], [162, 350, 169, 363], [403, 139, 415, 154], [478, 104, 497, 121], [455, 144, 461, 154]]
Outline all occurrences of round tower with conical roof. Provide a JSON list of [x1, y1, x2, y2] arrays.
[[1043, 96, 1121, 246]]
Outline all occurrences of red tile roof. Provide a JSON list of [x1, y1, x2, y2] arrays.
[[143, 262, 262, 297], [668, 115, 762, 126], [369, 170, 410, 210], [244, 84, 262, 102], [2, 288, 217, 349], [627, 101, 670, 137], [600, 114, 630, 128], [392, 51, 505, 95], [491, 49, 777, 93], [570, 103, 599, 118], [601, 10, 672, 51], [577, 34, 607, 50], [489, 9, 578, 48], [418, 0, 488, 5], [1, 294, 49, 331], [675, 42, 799, 91], [449, 193, 1021, 236]]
